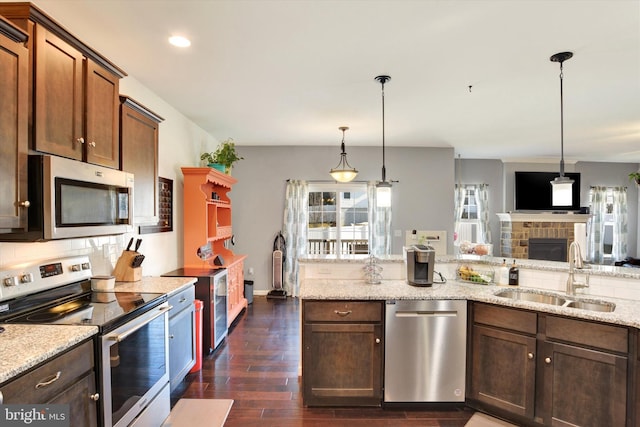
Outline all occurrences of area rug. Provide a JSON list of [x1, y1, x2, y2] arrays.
[[161, 398, 233, 427], [465, 412, 517, 427]]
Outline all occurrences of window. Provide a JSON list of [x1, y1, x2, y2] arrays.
[[307, 183, 369, 256], [457, 186, 481, 243]]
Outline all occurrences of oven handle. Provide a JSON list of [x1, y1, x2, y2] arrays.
[[108, 305, 172, 343]]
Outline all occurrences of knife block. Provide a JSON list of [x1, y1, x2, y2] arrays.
[[113, 250, 142, 282]]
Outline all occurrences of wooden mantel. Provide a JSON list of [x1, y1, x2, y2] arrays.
[[497, 213, 591, 223]]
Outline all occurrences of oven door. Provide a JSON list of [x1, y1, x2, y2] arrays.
[[101, 301, 170, 427]]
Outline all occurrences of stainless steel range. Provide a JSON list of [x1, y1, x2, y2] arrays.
[[0, 255, 170, 427]]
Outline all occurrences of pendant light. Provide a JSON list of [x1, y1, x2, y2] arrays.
[[550, 51, 574, 206], [375, 75, 392, 208], [329, 126, 358, 182]]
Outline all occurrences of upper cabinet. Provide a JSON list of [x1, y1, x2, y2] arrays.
[[0, 2, 126, 169], [0, 16, 29, 231], [120, 96, 164, 226]]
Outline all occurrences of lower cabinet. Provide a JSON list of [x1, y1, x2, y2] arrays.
[[0, 340, 98, 426], [302, 300, 383, 406], [469, 302, 630, 427], [226, 259, 247, 326], [168, 286, 196, 392]]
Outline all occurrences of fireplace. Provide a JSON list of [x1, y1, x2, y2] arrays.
[[529, 238, 567, 262]]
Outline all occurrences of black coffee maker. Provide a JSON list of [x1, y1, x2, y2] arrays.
[[406, 244, 435, 287]]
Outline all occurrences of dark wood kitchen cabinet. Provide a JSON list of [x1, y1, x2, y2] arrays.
[[120, 96, 164, 226], [0, 17, 29, 232], [0, 2, 126, 169], [469, 302, 630, 427], [0, 340, 98, 427], [302, 300, 383, 407]]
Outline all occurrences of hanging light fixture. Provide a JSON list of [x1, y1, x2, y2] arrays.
[[329, 126, 358, 182], [375, 75, 392, 207], [550, 51, 574, 206]]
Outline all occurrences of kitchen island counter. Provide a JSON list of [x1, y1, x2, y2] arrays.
[[300, 278, 640, 329]]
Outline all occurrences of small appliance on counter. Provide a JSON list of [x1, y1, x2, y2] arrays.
[[406, 244, 435, 286]]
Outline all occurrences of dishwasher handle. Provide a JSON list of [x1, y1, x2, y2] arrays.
[[394, 310, 458, 318]]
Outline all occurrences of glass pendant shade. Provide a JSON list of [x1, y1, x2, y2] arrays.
[[329, 126, 358, 183], [376, 182, 392, 207], [551, 176, 573, 206]]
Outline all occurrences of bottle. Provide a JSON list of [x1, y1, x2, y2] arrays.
[[498, 259, 509, 285], [508, 260, 519, 286]]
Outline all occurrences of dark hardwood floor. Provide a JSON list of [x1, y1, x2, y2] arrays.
[[174, 296, 474, 426]]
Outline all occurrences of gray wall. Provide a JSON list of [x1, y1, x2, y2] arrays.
[[229, 146, 455, 292]]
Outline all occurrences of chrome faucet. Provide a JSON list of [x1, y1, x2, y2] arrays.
[[566, 241, 589, 295]]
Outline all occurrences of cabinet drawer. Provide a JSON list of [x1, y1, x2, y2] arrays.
[[1, 340, 94, 404], [168, 285, 195, 317], [304, 301, 382, 322], [473, 302, 537, 335], [545, 315, 628, 353]]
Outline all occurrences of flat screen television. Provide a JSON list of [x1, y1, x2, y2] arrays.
[[514, 171, 581, 212]]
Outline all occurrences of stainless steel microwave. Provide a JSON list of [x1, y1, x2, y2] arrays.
[[5, 155, 134, 241]]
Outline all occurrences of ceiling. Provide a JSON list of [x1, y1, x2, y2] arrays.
[[17, 0, 640, 162]]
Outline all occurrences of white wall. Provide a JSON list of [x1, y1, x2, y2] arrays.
[[0, 75, 218, 276]]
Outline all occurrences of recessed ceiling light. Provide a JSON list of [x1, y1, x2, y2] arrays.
[[169, 35, 191, 48]]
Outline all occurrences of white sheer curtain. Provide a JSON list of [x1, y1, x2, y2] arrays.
[[588, 186, 606, 264], [454, 183, 491, 245], [611, 186, 628, 261], [367, 181, 391, 256], [282, 180, 308, 297]]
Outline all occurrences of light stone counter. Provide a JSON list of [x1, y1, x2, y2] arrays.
[[113, 276, 196, 296], [0, 324, 97, 384], [300, 279, 640, 329], [0, 276, 195, 386]]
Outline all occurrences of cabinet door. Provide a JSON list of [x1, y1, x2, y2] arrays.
[[541, 341, 627, 427], [169, 303, 196, 391], [85, 59, 119, 168], [33, 24, 84, 160], [120, 97, 161, 225], [470, 324, 536, 418], [303, 322, 382, 406], [49, 373, 98, 427], [0, 26, 28, 230]]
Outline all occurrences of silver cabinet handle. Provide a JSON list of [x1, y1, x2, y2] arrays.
[[76, 137, 85, 144], [375, 338, 381, 344], [169, 334, 175, 339], [35, 371, 61, 389], [527, 352, 534, 360], [179, 297, 187, 303], [89, 141, 96, 148], [90, 393, 100, 401], [545, 357, 552, 364], [0, 390, 3, 404], [18, 200, 30, 208], [334, 310, 352, 317]]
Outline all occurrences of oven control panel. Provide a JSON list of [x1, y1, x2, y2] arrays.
[[0, 256, 92, 302]]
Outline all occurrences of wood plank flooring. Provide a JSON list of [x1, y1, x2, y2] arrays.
[[173, 296, 474, 426]]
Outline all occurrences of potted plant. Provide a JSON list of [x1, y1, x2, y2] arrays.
[[200, 138, 244, 174], [629, 172, 640, 186]]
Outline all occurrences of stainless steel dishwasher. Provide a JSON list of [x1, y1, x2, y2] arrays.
[[384, 299, 467, 403]]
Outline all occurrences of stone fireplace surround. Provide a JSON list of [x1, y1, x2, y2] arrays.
[[497, 213, 590, 260]]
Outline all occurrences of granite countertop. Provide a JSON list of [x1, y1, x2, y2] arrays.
[[300, 279, 640, 329], [0, 276, 196, 386], [0, 324, 98, 384]]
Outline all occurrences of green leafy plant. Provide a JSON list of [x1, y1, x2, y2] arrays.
[[629, 172, 640, 185], [200, 138, 244, 173]]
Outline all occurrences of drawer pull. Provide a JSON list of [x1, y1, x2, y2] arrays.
[[334, 310, 352, 317], [545, 357, 552, 364], [375, 338, 381, 344], [35, 371, 61, 389], [90, 393, 100, 401], [527, 352, 534, 360]]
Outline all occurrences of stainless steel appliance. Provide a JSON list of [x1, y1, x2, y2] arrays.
[[0, 256, 170, 427], [1, 155, 134, 241], [162, 268, 227, 353], [406, 244, 435, 286], [384, 299, 467, 403]]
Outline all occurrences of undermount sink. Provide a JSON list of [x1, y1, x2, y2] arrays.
[[494, 289, 616, 313], [495, 289, 567, 306]]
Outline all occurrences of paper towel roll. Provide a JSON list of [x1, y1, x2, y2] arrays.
[[574, 223, 587, 259]]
